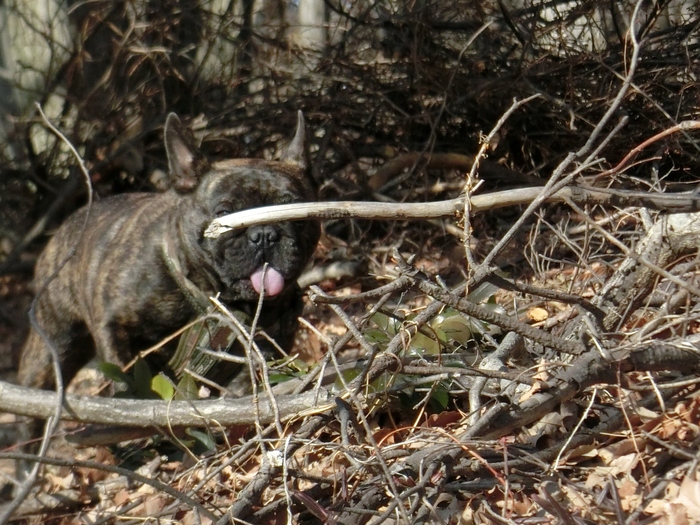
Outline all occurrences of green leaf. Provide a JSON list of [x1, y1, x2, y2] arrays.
[[133, 359, 154, 399], [432, 314, 473, 345], [151, 373, 175, 400], [370, 312, 399, 334], [430, 385, 450, 411], [99, 362, 131, 386], [333, 368, 360, 391], [369, 371, 393, 393], [186, 428, 217, 454], [175, 374, 199, 401], [364, 328, 390, 345], [268, 372, 294, 385], [409, 332, 440, 356]]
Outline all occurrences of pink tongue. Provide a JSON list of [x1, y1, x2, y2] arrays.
[[250, 267, 285, 296]]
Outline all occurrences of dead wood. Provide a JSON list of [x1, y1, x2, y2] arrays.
[[206, 185, 700, 238], [0, 380, 333, 427], [594, 212, 700, 331], [2, 0, 700, 522]]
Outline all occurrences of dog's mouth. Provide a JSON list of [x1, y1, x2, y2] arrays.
[[250, 266, 285, 297]]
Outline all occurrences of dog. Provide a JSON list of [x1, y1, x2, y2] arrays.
[[18, 111, 319, 404]]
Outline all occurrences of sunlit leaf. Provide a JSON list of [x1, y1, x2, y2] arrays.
[[99, 362, 131, 386], [172, 374, 197, 400], [152, 373, 175, 400], [432, 314, 473, 344], [409, 332, 441, 355], [370, 312, 400, 334]]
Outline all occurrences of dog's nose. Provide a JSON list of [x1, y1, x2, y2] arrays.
[[247, 225, 280, 248]]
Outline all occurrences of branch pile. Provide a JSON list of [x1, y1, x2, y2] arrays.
[[1, 1, 700, 523]]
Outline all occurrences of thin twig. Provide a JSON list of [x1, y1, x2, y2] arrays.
[[600, 120, 700, 179]]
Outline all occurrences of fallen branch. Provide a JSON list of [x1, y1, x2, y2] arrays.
[[589, 211, 700, 331], [403, 341, 700, 475], [407, 270, 587, 355], [0, 381, 333, 427], [205, 186, 700, 238]]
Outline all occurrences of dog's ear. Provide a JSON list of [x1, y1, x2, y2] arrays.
[[281, 111, 307, 170], [164, 113, 211, 193]]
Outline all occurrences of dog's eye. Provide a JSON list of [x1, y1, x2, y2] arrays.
[[214, 205, 232, 218]]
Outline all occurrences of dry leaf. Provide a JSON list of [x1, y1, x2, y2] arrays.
[[645, 500, 690, 525], [426, 410, 462, 428], [143, 495, 166, 516], [585, 472, 606, 490], [518, 380, 546, 403], [618, 478, 641, 512], [527, 307, 548, 322], [180, 510, 214, 525], [675, 476, 700, 521], [113, 489, 130, 506], [45, 471, 74, 491]]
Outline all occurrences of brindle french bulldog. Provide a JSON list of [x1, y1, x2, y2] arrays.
[[18, 112, 319, 397]]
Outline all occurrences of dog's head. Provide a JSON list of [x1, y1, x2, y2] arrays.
[[164, 113, 319, 303]]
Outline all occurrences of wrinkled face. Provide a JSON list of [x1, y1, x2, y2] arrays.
[[191, 161, 319, 303]]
